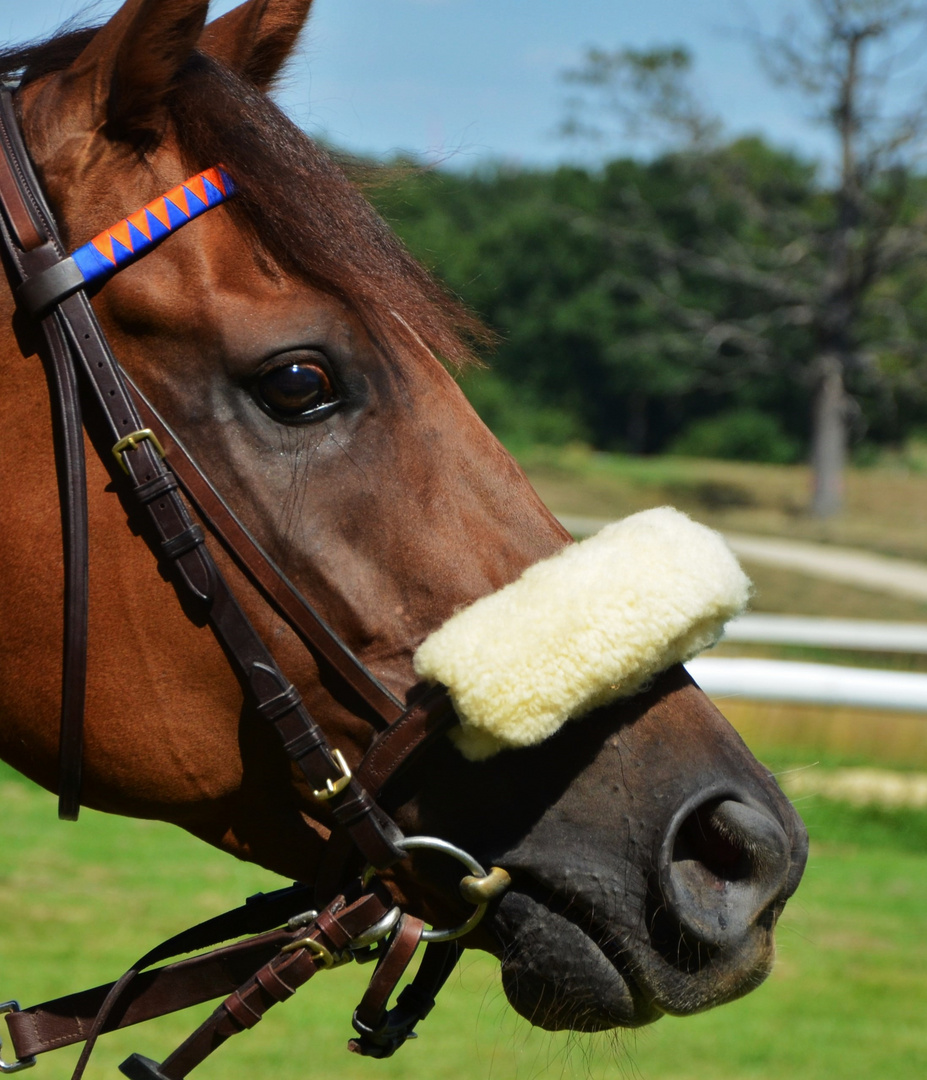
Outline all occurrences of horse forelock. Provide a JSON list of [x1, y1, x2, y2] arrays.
[[1, 22, 489, 370], [168, 55, 490, 368]]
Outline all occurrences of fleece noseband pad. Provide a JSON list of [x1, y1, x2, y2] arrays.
[[413, 507, 750, 760]]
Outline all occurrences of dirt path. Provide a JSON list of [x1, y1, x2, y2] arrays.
[[556, 514, 927, 602]]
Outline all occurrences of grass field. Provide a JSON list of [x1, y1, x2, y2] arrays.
[[1, 758, 925, 1080]]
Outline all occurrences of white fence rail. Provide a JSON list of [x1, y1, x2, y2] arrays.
[[723, 614, 927, 653], [688, 615, 927, 713]]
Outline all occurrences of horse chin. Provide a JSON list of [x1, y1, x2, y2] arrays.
[[491, 886, 777, 1032], [492, 890, 662, 1031]]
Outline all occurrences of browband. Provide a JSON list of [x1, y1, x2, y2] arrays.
[[17, 166, 235, 316]]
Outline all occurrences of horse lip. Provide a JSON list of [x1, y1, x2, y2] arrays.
[[488, 880, 662, 1029]]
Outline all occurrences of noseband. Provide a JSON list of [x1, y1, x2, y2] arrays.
[[0, 89, 506, 1078]]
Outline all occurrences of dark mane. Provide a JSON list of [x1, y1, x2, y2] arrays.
[[1, 25, 488, 367], [0, 17, 97, 85]]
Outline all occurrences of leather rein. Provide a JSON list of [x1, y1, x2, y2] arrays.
[[0, 88, 507, 1078]]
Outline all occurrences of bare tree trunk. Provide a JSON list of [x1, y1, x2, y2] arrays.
[[626, 390, 648, 454], [810, 353, 848, 517]]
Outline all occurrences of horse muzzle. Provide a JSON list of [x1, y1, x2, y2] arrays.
[[490, 787, 807, 1031], [470, 679, 810, 1033]]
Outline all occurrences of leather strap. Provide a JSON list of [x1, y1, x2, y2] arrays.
[[5, 928, 297, 1060], [349, 914, 424, 1046], [348, 940, 461, 1058], [0, 101, 43, 251], [356, 684, 457, 799], [118, 890, 394, 1080], [125, 377, 404, 728], [4, 887, 393, 1064], [0, 92, 89, 820]]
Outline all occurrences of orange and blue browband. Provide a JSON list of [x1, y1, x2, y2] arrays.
[[17, 166, 235, 317]]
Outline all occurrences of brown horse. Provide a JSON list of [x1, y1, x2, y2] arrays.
[[0, 0, 806, 1060]]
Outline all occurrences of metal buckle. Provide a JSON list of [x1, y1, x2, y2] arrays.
[[0, 1002, 36, 1073], [348, 906, 401, 952], [111, 428, 166, 474], [279, 935, 348, 968], [311, 748, 352, 801]]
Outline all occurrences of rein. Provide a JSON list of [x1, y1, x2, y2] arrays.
[[0, 88, 507, 1078]]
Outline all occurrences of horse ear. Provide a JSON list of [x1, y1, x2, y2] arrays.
[[199, 0, 315, 89], [68, 0, 210, 143]]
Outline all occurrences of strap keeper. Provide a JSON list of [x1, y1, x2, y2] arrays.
[[281, 727, 325, 761], [161, 525, 205, 561], [223, 991, 262, 1031], [330, 784, 373, 827], [16, 254, 85, 317], [256, 683, 304, 725], [134, 473, 179, 504]]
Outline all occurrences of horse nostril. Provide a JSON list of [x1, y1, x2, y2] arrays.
[[658, 796, 792, 948]]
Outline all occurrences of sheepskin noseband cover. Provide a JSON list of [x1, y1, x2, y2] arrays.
[[413, 507, 750, 760]]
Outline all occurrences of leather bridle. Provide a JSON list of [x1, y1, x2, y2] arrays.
[[0, 87, 507, 1079]]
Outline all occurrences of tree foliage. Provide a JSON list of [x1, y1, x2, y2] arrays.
[[559, 0, 927, 515], [372, 1, 927, 516]]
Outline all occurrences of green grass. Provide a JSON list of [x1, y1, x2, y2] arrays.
[[1, 759, 925, 1080]]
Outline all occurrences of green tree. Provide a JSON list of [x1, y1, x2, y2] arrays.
[[562, 0, 927, 515], [377, 158, 799, 454]]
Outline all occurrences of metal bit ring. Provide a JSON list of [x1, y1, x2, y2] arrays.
[[363, 835, 510, 943]]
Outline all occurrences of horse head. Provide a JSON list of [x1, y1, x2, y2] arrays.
[[0, 0, 807, 1046]]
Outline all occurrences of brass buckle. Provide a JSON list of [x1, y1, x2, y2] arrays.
[[311, 748, 352, 801], [280, 936, 347, 968], [111, 428, 166, 474], [0, 1002, 36, 1073]]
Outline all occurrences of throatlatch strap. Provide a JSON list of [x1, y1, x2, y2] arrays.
[[0, 90, 88, 820]]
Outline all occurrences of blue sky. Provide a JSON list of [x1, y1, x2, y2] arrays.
[[1, 1, 848, 169]]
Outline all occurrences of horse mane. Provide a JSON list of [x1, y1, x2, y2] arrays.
[[0, 25, 489, 368]]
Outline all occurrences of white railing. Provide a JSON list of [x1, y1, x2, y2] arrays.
[[722, 614, 927, 653], [688, 615, 927, 713]]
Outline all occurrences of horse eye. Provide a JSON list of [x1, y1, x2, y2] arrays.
[[255, 362, 336, 420]]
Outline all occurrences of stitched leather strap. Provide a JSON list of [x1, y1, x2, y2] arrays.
[[349, 914, 424, 1046], [348, 940, 461, 1058], [0, 102, 43, 251], [0, 91, 89, 820], [3, 887, 394, 1065], [119, 890, 394, 1080]]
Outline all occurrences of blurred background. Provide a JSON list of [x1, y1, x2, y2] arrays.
[[2, 2, 926, 1078]]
